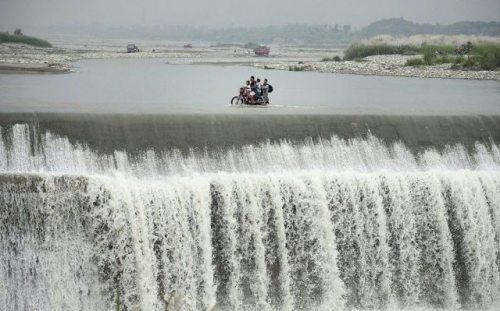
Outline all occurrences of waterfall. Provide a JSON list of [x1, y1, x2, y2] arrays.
[[0, 124, 499, 310]]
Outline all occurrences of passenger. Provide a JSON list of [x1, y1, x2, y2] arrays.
[[256, 79, 262, 98], [262, 79, 269, 103], [249, 76, 258, 101], [244, 80, 251, 97]]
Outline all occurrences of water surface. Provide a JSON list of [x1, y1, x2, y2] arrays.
[[0, 58, 499, 114]]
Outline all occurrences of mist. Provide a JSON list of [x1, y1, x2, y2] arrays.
[[1, 0, 500, 30]]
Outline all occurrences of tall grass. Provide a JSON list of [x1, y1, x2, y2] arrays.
[[0, 32, 52, 47], [472, 44, 500, 70], [343, 44, 420, 60], [422, 46, 434, 65], [345, 42, 500, 70]]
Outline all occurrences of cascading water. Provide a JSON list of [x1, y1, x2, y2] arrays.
[[0, 124, 499, 310]]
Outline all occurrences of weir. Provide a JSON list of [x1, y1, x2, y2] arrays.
[[0, 113, 499, 154], [0, 120, 499, 310]]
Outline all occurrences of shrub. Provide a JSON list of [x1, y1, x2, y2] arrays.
[[343, 42, 500, 70], [422, 46, 435, 65], [423, 44, 456, 55], [434, 55, 457, 64], [472, 44, 500, 70], [343, 44, 420, 60], [405, 58, 425, 66], [0, 32, 52, 47], [461, 56, 479, 68], [454, 56, 464, 64], [288, 65, 305, 71], [321, 56, 342, 62]]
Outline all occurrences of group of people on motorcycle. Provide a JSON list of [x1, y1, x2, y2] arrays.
[[242, 76, 273, 104]]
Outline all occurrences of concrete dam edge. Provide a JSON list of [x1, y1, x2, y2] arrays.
[[0, 113, 499, 154]]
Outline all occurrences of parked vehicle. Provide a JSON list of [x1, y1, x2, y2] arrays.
[[126, 44, 140, 53], [183, 43, 193, 49], [254, 46, 270, 56]]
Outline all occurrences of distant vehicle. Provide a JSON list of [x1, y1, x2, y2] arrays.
[[126, 44, 140, 53], [254, 46, 270, 56], [183, 43, 193, 49]]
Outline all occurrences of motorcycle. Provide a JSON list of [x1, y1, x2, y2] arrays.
[[231, 87, 268, 106]]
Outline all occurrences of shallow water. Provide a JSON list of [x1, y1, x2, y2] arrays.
[[0, 58, 499, 114]]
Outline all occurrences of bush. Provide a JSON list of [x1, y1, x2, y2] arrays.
[[405, 58, 424, 66], [422, 44, 456, 55], [343, 44, 420, 60], [321, 56, 342, 62], [434, 55, 457, 64], [288, 65, 305, 71], [461, 56, 479, 68], [344, 42, 500, 70], [0, 32, 52, 47], [472, 44, 500, 70], [422, 46, 435, 65], [454, 56, 464, 64]]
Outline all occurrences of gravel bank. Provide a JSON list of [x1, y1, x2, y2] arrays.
[[255, 54, 500, 81], [1, 41, 498, 81]]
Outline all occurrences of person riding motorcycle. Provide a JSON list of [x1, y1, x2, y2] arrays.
[[231, 76, 272, 105]]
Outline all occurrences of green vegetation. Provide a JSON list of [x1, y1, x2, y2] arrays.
[[405, 55, 460, 67], [401, 44, 500, 70], [347, 42, 500, 70], [0, 32, 52, 47], [472, 44, 500, 70], [288, 65, 305, 72], [115, 288, 120, 311], [405, 58, 425, 66], [321, 56, 342, 62], [422, 46, 434, 65], [344, 43, 459, 61], [343, 44, 420, 60]]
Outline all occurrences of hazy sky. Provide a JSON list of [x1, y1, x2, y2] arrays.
[[1, 0, 500, 29]]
